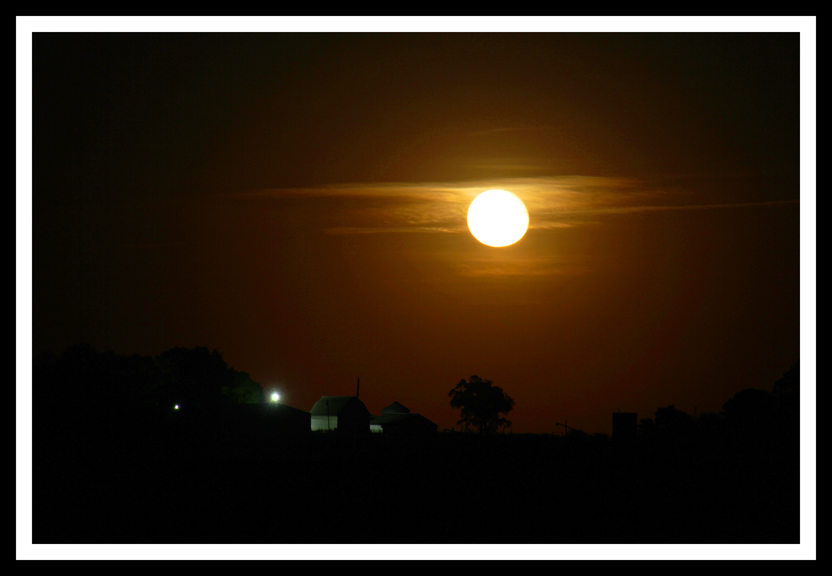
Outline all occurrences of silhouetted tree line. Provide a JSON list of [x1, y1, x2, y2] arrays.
[[31, 352, 799, 544], [636, 363, 799, 453], [34, 344, 263, 408], [33, 344, 264, 451]]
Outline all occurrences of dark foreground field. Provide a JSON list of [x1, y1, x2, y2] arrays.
[[32, 412, 799, 544]]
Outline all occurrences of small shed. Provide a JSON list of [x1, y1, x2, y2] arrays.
[[310, 396, 371, 434]]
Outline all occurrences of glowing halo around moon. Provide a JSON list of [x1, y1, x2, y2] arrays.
[[467, 189, 530, 247]]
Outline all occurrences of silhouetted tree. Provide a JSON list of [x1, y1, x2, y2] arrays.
[[722, 389, 777, 427], [155, 346, 235, 412], [773, 363, 799, 418], [654, 404, 694, 437], [449, 375, 514, 434], [222, 371, 264, 404], [638, 405, 698, 446], [638, 416, 656, 437], [692, 410, 724, 443], [592, 432, 611, 443], [35, 344, 156, 411], [772, 363, 800, 451]]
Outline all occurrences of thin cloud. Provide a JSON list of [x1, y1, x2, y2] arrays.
[[229, 177, 798, 236], [323, 226, 460, 235], [568, 199, 800, 215]]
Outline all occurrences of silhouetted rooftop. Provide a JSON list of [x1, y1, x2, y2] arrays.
[[381, 401, 410, 414], [310, 396, 368, 416]]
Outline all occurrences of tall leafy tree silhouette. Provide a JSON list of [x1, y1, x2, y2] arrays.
[[449, 375, 515, 434]]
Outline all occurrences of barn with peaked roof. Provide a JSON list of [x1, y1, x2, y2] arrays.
[[310, 396, 370, 434]]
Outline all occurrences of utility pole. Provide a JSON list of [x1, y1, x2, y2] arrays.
[[555, 419, 576, 436]]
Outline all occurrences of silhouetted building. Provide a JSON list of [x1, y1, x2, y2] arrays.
[[370, 401, 437, 436], [310, 396, 371, 434], [612, 412, 638, 439], [381, 401, 410, 415]]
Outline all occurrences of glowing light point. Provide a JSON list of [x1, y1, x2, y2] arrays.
[[271, 392, 280, 403], [467, 189, 530, 247], [174, 404, 179, 410]]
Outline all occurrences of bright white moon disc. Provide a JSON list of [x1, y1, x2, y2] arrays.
[[467, 189, 529, 247]]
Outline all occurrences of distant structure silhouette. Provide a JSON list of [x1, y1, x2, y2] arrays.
[[381, 401, 410, 415], [555, 420, 577, 436], [310, 396, 371, 433], [370, 401, 438, 436]]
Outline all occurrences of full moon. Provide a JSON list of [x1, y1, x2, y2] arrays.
[[467, 189, 530, 247]]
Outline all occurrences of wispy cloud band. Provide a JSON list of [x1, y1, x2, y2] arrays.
[[225, 177, 798, 236]]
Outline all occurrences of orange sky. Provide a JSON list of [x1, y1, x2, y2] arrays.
[[31, 33, 802, 434]]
